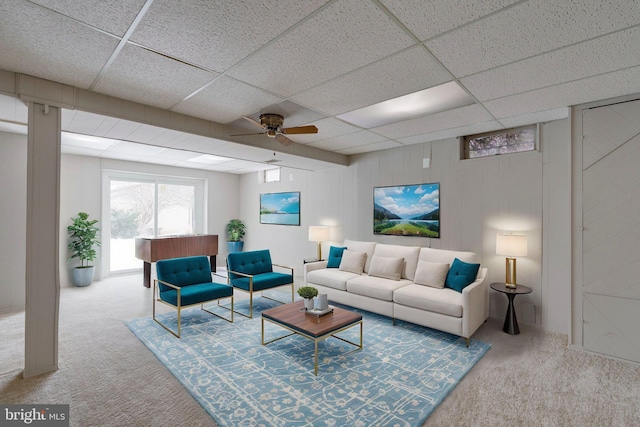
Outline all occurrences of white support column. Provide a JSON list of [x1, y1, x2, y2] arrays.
[[24, 101, 61, 378]]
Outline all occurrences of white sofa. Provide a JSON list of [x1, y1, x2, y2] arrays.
[[303, 239, 488, 345]]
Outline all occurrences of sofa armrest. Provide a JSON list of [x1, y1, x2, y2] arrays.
[[461, 267, 489, 339], [303, 260, 328, 284]]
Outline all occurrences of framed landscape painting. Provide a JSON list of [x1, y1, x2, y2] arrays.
[[373, 183, 440, 238], [260, 191, 300, 226]]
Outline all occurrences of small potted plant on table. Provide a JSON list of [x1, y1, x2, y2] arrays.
[[297, 286, 318, 311]]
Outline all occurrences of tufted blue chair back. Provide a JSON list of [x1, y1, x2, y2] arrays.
[[156, 256, 212, 292], [227, 249, 273, 279]]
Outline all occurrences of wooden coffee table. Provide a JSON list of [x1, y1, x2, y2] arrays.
[[261, 300, 363, 375]]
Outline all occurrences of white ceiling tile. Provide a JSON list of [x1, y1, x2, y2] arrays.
[[397, 121, 503, 145], [288, 117, 361, 144], [498, 108, 569, 128], [381, 0, 519, 41], [64, 111, 111, 135], [462, 26, 640, 102], [61, 145, 105, 157], [94, 45, 217, 110], [309, 130, 387, 152], [483, 66, 640, 119], [227, 0, 415, 97], [147, 129, 193, 146], [172, 76, 283, 124], [151, 148, 202, 161], [108, 141, 166, 156], [373, 104, 494, 139], [61, 133, 118, 150], [337, 140, 402, 155], [126, 123, 172, 143], [102, 119, 143, 140], [291, 45, 452, 115], [28, 0, 146, 37], [427, 0, 640, 77], [0, 2, 118, 88], [130, 0, 327, 72]]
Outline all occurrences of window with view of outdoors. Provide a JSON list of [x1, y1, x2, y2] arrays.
[[463, 125, 537, 159], [108, 177, 202, 273]]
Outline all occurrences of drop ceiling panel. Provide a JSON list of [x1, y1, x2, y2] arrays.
[[292, 45, 452, 116], [28, 0, 146, 37], [289, 117, 361, 144], [337, 140, 402, 155], [227, 0, 415, 97], [130, 0, 328, 72], [397, 120, 502, 145], [0, 2, 118, 88], [64, 111, 111, 135], [499, 108, 569, 128], [484, 66, 640, 119], [309, 130, 387, 151], [151, 148, 203, 161], [462, 26, 640, 102], [108, 141, 166, 156], [94, 45, 217, 110], [172, 76, 283, 124], [373, 104, 494, 139], [381, 0, 520, 41], [102, 118, 143, 140], [427, 0, 640, 78]]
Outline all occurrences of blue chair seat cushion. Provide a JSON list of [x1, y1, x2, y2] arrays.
[[230, 272, 293, 292], [160, 282, 233, 306]]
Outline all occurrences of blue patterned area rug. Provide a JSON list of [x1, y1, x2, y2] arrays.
[[125, 296, 490, 427]]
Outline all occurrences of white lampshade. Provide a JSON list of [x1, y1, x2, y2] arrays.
[[308, 226, 330, 242], [496, 234, 528, 257]]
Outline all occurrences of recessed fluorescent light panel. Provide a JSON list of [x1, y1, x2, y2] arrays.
[[189, 154, 233, 164], [61, 132, 118, 150], [337, 81, 475, 128]]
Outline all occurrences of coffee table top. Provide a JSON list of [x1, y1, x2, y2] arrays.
[[262, 300, 362, 338]]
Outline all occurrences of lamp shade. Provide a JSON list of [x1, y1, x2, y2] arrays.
[[308, 226, 330, 242], [496, 234, 527, 257]]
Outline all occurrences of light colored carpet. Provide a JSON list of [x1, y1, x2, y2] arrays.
[[1, 274, 639, 426], [126, 297, 489, 426]]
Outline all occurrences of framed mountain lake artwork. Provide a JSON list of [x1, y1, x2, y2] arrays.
[[373, 183, 440, 238], [260, 191, 301, 226]]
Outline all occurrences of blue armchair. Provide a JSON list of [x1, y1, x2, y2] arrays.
[[154, 255, 233, 338], [227, 249, 294, 318]]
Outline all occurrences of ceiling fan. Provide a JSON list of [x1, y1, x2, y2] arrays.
[[230, 113, 318, 146]]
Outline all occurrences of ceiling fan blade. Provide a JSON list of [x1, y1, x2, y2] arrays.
[[229, 132, 265, 136], [281, 125, 318, 135], [275, 134, 294, 146], [241, 116, 265, 129]]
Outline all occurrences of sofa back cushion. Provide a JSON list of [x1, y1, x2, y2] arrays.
[[372, 244, 420, 280], [343, 240, 377, 273], [419, 247, 480, 271], [327, 246, 347, 268], [368, 256, 404, 280], [339, 249, 367, 274]]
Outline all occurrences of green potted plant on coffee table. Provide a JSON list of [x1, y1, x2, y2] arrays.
[[297, 286, 318, 311], [67, 211, 101, 287]]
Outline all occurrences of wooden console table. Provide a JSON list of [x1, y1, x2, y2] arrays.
[[135, 235, 218, 288]]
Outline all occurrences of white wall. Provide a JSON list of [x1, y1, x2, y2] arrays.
[[0, 131, 27, 312], [238, 119, 572, 333]]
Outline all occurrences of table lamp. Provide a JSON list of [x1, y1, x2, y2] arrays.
[[496, 233, 527, 289], [308, 226, 330, 260]]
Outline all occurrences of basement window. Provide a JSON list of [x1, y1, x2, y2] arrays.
[[462, 124, 537, 159], [264, 168, 281, 183]]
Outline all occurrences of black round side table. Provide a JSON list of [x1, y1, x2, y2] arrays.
[[490, 282, 532, 335]]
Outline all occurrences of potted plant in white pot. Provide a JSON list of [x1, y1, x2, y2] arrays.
[[226, 219, 245, 253], [67, 212, 101, 287], [297, 286, 318, 311]]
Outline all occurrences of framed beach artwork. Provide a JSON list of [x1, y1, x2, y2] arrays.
[[373, 183, 440, 238], [260, 191, 301, 226]]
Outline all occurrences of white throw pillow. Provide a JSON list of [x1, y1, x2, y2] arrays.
[[368, 256, 404, 281], [339, 250, 367, 274], [414, 260, 449, 288]]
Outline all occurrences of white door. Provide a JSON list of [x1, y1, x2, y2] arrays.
[[581, 99, 640, 363]]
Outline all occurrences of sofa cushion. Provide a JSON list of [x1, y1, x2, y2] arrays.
[[368, 256, 404, 280], [343, 239, 377, 273], [327, 246, 347, 268], [339, 250, 367, 274], [347, 275, 412, 301], [306, 268, 361, 291], [445, 258, 480, 293], [371, 244, 420, 280], [414, 260, 449, 288], [393, 284, 463, 317]]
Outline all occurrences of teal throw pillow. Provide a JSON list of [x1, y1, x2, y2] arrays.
[[327, 246, 347, 268], [445, 258, 480, 293]]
